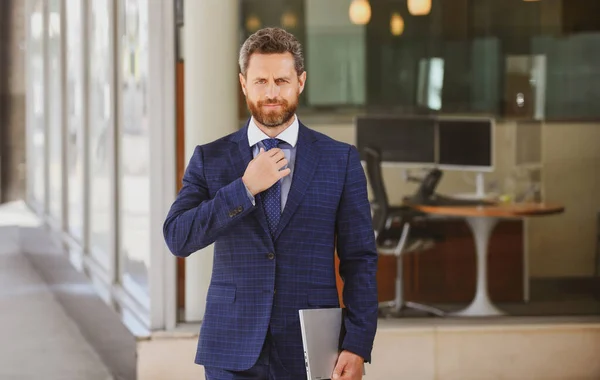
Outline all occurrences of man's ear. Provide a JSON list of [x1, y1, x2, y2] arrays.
[[298, 71, 307, 95], [239, 73, 247, 96]]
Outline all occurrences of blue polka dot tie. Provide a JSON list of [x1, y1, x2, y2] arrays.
[[261, 138, 282, 237]]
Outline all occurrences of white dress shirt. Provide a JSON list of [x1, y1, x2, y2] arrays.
[[245, 115, 299, 210]]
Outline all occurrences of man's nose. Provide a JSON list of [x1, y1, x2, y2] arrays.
[[265, 81, 280, 98]]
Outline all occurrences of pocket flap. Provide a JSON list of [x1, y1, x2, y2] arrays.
[[307, 289, 341, 307]]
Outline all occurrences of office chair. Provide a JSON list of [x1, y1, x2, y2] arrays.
[[363, 147, 445, 317]]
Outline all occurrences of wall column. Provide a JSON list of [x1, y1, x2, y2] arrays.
[[183, 0, 240, 322]]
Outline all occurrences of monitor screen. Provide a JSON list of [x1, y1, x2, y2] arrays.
[[356, 116, 436, 165], [437, 118, 493, 169]]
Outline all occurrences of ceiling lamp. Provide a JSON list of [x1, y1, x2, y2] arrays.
[[408, 0, 432, 16], [349, 0, 371, 25], [390, 12, 404, 36], [245, 14, 261, 33], [281, 11, 298, 29]]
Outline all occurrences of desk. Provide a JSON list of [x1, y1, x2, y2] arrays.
[[405, 202, 565, 317]]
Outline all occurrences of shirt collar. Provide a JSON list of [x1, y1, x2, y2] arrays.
[[247, 115, 299, 148]]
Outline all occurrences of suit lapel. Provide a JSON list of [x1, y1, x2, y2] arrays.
[[233, 124, 252, 177], [274, 124, 319, 240]]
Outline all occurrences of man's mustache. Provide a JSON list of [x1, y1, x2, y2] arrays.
[[258, 100, 287, 106]]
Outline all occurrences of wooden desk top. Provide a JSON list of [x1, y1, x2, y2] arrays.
[[406, 202, 565, 218]]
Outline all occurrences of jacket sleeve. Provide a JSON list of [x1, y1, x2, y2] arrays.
[[163, 145, 256, 257], [336, 145, 379, 363]]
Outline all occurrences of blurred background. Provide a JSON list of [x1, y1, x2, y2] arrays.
[[1, 0, 599, 379]]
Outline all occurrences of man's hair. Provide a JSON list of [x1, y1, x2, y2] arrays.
[[239, 27, 304, 77]]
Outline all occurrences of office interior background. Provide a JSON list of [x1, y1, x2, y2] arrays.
[[1, 0, 600, 377]]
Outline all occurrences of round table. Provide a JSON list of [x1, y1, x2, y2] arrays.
[[406, 202, 565, 317]]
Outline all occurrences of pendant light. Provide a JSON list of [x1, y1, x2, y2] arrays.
[[408, 0, 432, 16], [390, 13, 404, 36], [349, 0, 371, 25]]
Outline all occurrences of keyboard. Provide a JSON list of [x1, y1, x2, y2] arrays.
[[405, 194, 497, 207], [430, 195, 496, 207]]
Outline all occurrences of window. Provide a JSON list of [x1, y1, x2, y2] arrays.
[[119, 0, 151, 299], [27, 0, 46, 208], [239, 0, 600, 120], [88, 0, 115, 269], [66, 0, 85, 240], [47, 0, 63, 224]]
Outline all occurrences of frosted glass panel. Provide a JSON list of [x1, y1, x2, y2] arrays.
[[88, 0, 114, 269], [47, 0, 63, 224], [120, 0, 151, 297], [66, 0, 84, 240], [28, 0, 46, 207]]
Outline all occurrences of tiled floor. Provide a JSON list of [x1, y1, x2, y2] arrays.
[[379, 279, 600, 320], [0, 201, 137, 380], [3, 199, 599, 379], [0, 222, 113, 380]]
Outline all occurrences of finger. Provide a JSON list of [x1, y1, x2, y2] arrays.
[[278, 168, 291, 178], [257, 147, 265, 155], [276, 158, 288, 169], [269, 149, 285, 162], [332, 361, 346, 379], [266, 147, 281, 155]]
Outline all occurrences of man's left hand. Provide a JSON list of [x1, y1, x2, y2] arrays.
[[332, 350, 364, 380]]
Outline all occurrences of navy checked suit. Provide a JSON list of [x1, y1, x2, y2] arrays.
[[163, 121, 378, 377]]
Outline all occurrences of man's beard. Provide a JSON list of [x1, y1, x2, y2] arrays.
[[247, 96, 298, 128]]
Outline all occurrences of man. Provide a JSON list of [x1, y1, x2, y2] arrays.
[[163, 27, 378, 380]]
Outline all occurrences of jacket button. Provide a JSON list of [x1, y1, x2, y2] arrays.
[[267, 252, 275, 260]]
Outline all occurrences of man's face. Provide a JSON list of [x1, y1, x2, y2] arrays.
[[240, 52, 306, 128]]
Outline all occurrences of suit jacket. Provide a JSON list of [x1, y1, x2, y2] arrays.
[[163, 121, 378, 374]]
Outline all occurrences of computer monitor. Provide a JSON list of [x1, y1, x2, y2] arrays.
[[437, 117, 494, 197], [355, 115, 436, 166], [437, 117, 493, 171]]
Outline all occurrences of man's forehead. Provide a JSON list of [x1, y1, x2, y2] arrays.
[[247, 52, 295, 72]]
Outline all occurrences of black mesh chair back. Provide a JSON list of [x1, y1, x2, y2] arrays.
[[363, 146, 389, 235]]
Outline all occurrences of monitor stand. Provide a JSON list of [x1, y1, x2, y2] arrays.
[[454, 172, 488, 201], [475, 172, 486, 199]]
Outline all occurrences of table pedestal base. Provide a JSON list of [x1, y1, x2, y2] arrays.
[[449, 216, 506, 317]]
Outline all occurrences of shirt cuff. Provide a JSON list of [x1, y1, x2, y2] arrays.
[[243, 182, 256, 206]]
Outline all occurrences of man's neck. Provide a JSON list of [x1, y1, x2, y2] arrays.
[[254, 116, 295, 138]]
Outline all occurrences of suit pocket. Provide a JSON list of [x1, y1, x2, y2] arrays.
[[207, 283, 236, 303], [307, 288, 340, 308]]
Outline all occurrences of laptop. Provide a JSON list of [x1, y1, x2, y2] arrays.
[[298, 308, 365, 380]]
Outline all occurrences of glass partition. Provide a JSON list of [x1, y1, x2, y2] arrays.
[[240, 0, 600, 120], [27, 0, 46, 208], [47, 0, 63, 224], [119, 0, 151, 301], [88, 0, 115, 269], [66, 0, 85, 240]]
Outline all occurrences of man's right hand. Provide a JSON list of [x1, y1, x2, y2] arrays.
[[242, 148, 291, 196]]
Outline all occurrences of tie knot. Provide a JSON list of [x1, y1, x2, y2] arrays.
[[261, 138, 281, 151]]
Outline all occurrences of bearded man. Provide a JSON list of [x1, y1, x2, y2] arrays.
[[164, 27, 378, 380]]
